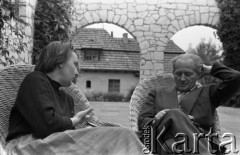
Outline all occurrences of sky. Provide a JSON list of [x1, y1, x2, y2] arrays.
[[86, 23, 222, 52], [86, 23, 134, 38]]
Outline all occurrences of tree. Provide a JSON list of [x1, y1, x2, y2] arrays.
[[187, 38, 223, 65], [32, 0, 73, 64], [187, 38, 223, 85], [216, 0, 240, 108], [217, 0, 240, 71]]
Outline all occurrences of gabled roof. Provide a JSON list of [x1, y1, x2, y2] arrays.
[[73, 28, 184, 72], [78, 50, 140, 72], [72, 28, 140, 52], [164, 40, 185, 54]]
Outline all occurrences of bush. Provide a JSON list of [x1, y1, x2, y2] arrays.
[[216, 0, 240, 109], [217, 0, 240, 71], [84, 91, 124, 102], [125, 87, 136, 102], [32, 0, 72, 64], [85, 91, 104, 101], [102, 92, 125, 102], [222, 92, 240, 108]]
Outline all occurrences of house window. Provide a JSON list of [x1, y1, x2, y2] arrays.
[[108, 79, 120, 93], [86, 80, 91, 89], [84, 50, 99, 61]]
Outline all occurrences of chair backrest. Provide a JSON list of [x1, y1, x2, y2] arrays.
[[129, 74, 221, 134], [129, 73, 174, 132], [0, 65, 35, 146]]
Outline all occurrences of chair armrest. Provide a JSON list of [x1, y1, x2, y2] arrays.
[[61, 83, 122, 129]]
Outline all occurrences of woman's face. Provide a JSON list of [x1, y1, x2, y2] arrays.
[[59, 51, 79, 86]]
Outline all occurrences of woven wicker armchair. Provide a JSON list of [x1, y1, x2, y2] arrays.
[[0, 64, 120, 150], [129, 73, 221, 134]]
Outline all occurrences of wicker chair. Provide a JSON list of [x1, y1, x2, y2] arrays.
[[129, 73, 221, 145], [0, 64, 120, 151]]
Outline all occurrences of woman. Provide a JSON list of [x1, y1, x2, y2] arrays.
[[6, 41, 146, 155]]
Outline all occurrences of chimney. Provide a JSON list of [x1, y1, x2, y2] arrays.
[[123, 33, 128, 44], [111, 31, 113, 37]]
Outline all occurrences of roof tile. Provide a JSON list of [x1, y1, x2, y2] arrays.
[[72, 28, 140, 51]]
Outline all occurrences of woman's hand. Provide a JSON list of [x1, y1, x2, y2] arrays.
[[71, 108, 93, 127]]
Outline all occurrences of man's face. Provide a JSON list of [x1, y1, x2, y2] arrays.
[[59, 52, 79, 86], [173, 59, 200, 92]]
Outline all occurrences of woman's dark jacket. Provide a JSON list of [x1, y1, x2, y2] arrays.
[[6, 71, 74, 142]]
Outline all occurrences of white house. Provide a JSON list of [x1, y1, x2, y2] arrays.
[[72, 28, 185, 97]]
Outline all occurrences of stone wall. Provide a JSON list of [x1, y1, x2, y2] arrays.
[[71, 0, 220, 79], [164, 52, 182, 73], [0, 0, 36, 69], [18, 0, 37, 63]]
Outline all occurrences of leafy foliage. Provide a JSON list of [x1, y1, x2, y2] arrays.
[[125, 86, 136, 102], [187, 39, 223, 85], [32, 0, 73, 64], [0, 0, 27, 66], [0, 0, 15, 23], [216, 0, 240, 108], [217, 0, 240, 71], [187, 38, 223, 65], [85, 91, 125, 102], [102, 92, 125, 102]]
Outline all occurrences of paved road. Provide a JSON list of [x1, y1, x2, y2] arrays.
[[90, 102, 240, 154], [218, 106, 240, 154]]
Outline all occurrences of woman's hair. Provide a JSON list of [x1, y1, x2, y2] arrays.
[[34, 41, 73, 73], [171, 54, 203, 75]]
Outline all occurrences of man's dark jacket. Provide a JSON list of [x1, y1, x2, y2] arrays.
[[138, 62, 240, 154]]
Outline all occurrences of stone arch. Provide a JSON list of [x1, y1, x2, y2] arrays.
[[164, 24, 221, 73], [163, 12, 220, 40], [17, 0, 221, 79], [76, 21, 136, 41], [71, 0, 220, 79], [71, 11, 136, 40]]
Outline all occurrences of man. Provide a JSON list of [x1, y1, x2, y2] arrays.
[[138, 54, 240, 154]]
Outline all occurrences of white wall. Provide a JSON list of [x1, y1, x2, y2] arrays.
[[76, 71, 139, 96]]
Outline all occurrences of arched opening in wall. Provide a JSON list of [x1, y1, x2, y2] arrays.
[[71, 23, 140, 127], [164, 25, 223, 73]]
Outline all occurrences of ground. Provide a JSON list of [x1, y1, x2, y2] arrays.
[[91, 101, 240, 154]]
